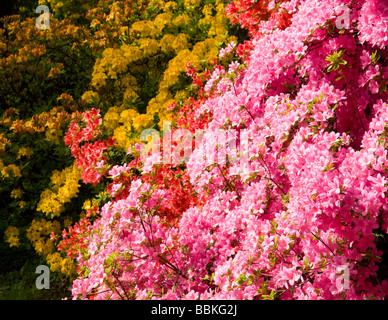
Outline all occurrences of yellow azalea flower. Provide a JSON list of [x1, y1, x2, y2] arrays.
[[202, 4, 214, 16], [132, 114, 153, 133], [11, 188, 24, 199], [0, 133, 10, 153], [48, 64, 63, 78], [4, 226, 20, 248], [138, 38, 160, 57], [113, 125, 132, 150], [172, 33, 190, 53], [19, 201, 27, 209], [27, 219, 61, 256], [130, 20, 154, 38], [47, 252, 62, 272], [91, 72, 107, 88], [63, 217, 72, 228], [81, 91, 99, 104], [1, 164, 22, 179], [122, 44, 142, 62], [82, 199, 92, 211], [163, 1, 177, 12], [37, 164, 81, 217], [184, 0, 201, 10], [123, 86, 138, 102], [45, 128, 63, 144], [103, 108, 121, 132], [60, 258, 77, 277], [47, 252, 76, 278], [120, 109, 139, 124], [173, 15, 191, 28], [160, 34, 176, 53], [154, 13, 172, 32], [90, 19, 100, 28], [17, 147, 34, 159]]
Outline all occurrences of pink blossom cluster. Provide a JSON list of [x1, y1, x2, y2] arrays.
[[66, 0, 388, 299], [219, 41, 236, 58]]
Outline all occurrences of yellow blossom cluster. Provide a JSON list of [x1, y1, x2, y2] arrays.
[[184, 0, 202, 11], [103, 106, 157, 150], [0, 133, 10, 153], [131, 20, 161, 39], [173, 14, 191, 28], [37, 163, 81, 218], [48, 63, 64, 79], [1, 164, 22, 179], [17, 147, 34, 159], [46, 252, 77, 279], [162, 1, 176, 13], [82, 198, 102, 213], [2, 107, 70, 139], [160, 33, 191, 54], [26, 219, 61, 256], [7, 119, 44, 135], [81, 90, 100, 105], [38, 0, 64, 13], [10, 188, 24, 199], [4, 226, 20, 247], [103, 106, 124, 132], [87, 0, 235, 154], [45, 127, 64, 144], [18, 201, 27, 209]]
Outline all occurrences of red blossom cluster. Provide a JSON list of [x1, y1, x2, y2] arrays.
[[64, 108, 116, 184], [225, 0, 293, 37], [58, 218, 92, 261]]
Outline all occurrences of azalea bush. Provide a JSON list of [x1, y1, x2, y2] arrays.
[[2, 0, 388, 300], [0, 8, 104, 279], [55, 0, 388, 300], [0, 0, 245, 285]]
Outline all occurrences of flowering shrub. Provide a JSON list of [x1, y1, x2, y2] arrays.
[[63, 0, 388, 300], [0, 0, 243, 285], [87, 0, 239, 150], [2, 0, 388, 300], [0, 5, 101, 276]]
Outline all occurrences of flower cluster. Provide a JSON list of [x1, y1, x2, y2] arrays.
[[37, 163, 81, 218], [4, 226, 20, 248], [64, 108, 116, 185], [66, 0, 388, 300], [27, 219, 61, 256], [87, 0, 237, 146], [1, 164, 22, 179], [46, 252, 77, 279], [2, 0, 388, 300]]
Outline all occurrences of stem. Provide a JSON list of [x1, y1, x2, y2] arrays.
[[232, 82, 255, 121], [257, 156, 286, 195], [172, 270, 181, 292], [112, 271, 130, 300], [310, 231, 336, 256], [217, 164, 241, 200]]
